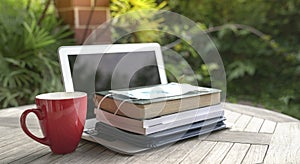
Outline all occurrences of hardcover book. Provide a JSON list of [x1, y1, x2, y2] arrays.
[[94, 83, 221, 119], [94, 104, 224, 135]]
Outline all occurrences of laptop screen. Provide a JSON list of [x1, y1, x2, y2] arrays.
[[68, 51, 162, 118]]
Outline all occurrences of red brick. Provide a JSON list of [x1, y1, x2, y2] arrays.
[[90, 27, 112, 43], [73, 0, 92, 7], [78, 9, 107, 26], [75, 28, 93, 44], [75, 27, 112, 44], [58, 10, 75, 25], [54, 0, 72, 8], [94, 0, 110, 7]]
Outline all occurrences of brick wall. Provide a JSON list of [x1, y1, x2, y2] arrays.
[[54, 0, 110, 44]]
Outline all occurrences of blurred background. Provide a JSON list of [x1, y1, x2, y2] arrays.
[[0, 0, 299, 119]]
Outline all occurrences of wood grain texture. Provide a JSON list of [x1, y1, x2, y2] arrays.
[[244, 117, 264, 132], [0, 110, 41, 129], [49, 142, 99, 163], [264, 122, 300, 163], [224, 102, 299, 122], [75, 149, 116, 163], [180, 141, 217, 164], [230, 114, 252, 131], [127, 138, 200, 164], [9, 147, 50, 164], [200, 142, 233, 164], [242, 144, 268, 164], [0, 128, 20, 140], [0, 103, 298, 163], [205, 130, 272, 145], [0, 139, 47, 163], [224, 109, 241, 126], [221, 143, 250, 164], [259, 120, 277, 133], [29, 141, 89, 164], [179, 141, 217, 164], [97, 152, 130, 164], [158, 139, 202, 164], [0, 105, 35, 117]]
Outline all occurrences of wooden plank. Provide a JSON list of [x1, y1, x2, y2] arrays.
[[30, 141, 90, 163], [200, 142, 233, 163], [124, 147, 158, 164], [0, 126, 10, 132], [264, 122, 300, 163], [0, 140, 47, 163], [0, 140, 89, 163], [204, 130, 272, 145], [0, 117, 22, 128], [0, 128, 20, 140], [9, 147, 50, 164], [0, 130, 36, 150], [145, 140, 194, 164], [224, 109, 241, 126], [86, 149, 118, 163], [134, 144, 177, 164], [0, 116, 41, 129], [0, 133, 29, 150], [0, 105, 35, 117], [230, 114, 252, 131], [96, 152, 131, 164], [180, 141, 217, 164], [127, 140, 189, 164], [124, 142, 165, 164], [223, 102, 299, 122], [52, 143, 107, 163], [159, 138, 206, 164], [0, 128, 42, 149], [125, 138, 202, 164], [81, 145, 108, 162], [128, 139, 213, 164], [0, 103, 298, 163], [221, 143, 250, 164], [244, 117, 264, 132], [242, 145, 268, 164], [2, 146, 47, 163], [45, 141, 98, 163], [259, 120, 277, 133]]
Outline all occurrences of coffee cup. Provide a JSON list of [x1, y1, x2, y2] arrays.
[[20, 92, 87, 154]]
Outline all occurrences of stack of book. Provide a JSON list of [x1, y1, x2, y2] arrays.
[[92, 83, 226, 148]]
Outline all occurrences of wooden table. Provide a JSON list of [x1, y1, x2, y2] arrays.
[[0, 103, 299, 163]]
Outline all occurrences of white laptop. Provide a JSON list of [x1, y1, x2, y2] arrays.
[[58, 43, 168, 142], [58, 43, 225, 154]]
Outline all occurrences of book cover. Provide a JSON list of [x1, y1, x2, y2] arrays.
[[94, 104, 224, 135], [94, 83, 221, 119]]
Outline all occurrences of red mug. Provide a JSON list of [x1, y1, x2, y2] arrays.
[[20, 92, 87, 154]]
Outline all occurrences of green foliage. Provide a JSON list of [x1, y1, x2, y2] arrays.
[[164, 40, 213, 86], [0, 0, 74, 108], [110, 0, 213, 86], [108, 0, 300, 119], [169, 0, 300, 119], [110, 0, 167, 43]]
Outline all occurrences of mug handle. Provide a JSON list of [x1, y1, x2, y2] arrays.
[[20, 108, 50, 146]]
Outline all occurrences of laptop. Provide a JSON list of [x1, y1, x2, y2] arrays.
[[58, 43, 168, 143], [58, 43, 226, 154]]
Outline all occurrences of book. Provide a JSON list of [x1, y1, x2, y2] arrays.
[[94, 104, 223, 128], [94, 83, 221, 119], [91, 119, 226, 148], [94, 104, 224, 135]]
